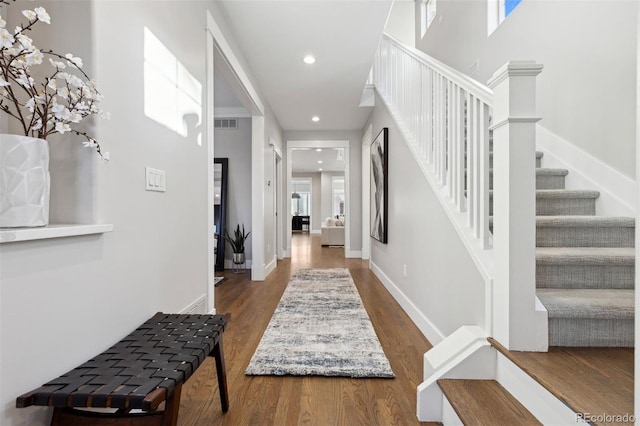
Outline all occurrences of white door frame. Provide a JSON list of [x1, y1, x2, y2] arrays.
[[361, 124, 372, 260], [270, 139, 284, 260], [205, 21, 215, 313], [286, 140, 351, 257], [206, 11, 268, 282]]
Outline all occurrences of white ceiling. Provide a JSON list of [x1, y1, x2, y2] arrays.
[[291, 148, 345, 173], [216, 0, 393, 131]]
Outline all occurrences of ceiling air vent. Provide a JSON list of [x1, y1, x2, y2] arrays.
[[214, 118, 238, 129]]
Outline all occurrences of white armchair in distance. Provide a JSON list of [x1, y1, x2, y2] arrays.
[[321, 216, 345, 246]]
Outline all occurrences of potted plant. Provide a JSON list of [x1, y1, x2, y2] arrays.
[[224, 223, 250, 269], [0, 1, 108, 227]]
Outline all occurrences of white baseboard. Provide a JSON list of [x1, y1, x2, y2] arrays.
[[310, 229, 321, 234], [370, 261, 445, 344], [224, 259, 253, 270], [180, 294, 207, 315], [536, 125, 636, 216], [265, 255, 277, 277], [345, 250, 362, 258]]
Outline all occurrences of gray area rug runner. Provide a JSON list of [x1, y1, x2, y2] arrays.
[[245, 268, 394, 378]]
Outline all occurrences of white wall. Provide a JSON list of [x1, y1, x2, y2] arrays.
[[365, 92, 486, 340], [283, 130, 363, 253], [215, 118, 252, 263], [415, 0, 637, 179], [385, 0, 415, 47], [0, 1, 220, 424]]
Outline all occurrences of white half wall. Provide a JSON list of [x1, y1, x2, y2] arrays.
[[365, 92, 487, 341]]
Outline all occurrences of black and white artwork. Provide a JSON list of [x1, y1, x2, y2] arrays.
[[370, 128, 388, 243]]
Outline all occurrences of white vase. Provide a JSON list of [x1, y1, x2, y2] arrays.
[[0, 134, 50, 227]]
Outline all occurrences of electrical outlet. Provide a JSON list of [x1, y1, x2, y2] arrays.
[[403, 264, 407, 278]]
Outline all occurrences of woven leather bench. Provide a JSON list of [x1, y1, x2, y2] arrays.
[[16, 312, 229, 426]]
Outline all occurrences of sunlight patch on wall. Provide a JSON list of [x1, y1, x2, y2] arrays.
[[144, 27, 202, 143]]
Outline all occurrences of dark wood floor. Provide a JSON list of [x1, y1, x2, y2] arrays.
[[178, 234, 434, 425]]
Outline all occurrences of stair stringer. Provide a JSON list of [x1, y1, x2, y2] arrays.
[[417, 326, 586, 424], [417, 326, 496, 422], [495, 351, 586, 424]]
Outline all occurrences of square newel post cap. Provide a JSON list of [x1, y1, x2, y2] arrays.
[[487, 61, 544, 89]]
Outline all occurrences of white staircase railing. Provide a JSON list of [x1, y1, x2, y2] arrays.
[[372, 33, 546, 351], [373, 35, 493, 248]]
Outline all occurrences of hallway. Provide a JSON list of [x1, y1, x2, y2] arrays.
[[178, 234, 434, 425]]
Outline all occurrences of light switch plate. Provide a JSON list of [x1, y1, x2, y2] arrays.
[[146, 167, 166, 192]]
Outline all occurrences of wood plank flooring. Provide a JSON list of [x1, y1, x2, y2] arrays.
[[438, 379, 541, 426], [491, 338, 634, 426], [178, 234, 435, 425]]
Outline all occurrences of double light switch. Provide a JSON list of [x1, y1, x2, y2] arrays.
[[145, 167, 166, 192]]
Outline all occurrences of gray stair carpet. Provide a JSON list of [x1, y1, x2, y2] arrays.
[[536, 216, 635, 247], [536, 247, 634, 290], [488, 189, 600, 216], [485, 148, 634, 347], [467, 168, 567, 190], [537, 289, 634, 347], [529, 152, 635, 347]]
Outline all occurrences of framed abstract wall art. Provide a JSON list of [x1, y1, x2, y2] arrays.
[[370, 127, 388, 243]]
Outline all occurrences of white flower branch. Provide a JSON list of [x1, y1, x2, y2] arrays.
[[0, 0, 109, 159]]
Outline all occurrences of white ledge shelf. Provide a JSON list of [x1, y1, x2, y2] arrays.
[[0, 224, 114, 244]]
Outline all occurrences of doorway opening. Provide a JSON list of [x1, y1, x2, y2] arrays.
[[286, 141, 350, 258]]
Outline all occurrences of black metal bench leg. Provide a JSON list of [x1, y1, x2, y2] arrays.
[[213, 337, 229, 412]]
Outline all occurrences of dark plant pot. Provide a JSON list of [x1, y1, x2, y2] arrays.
[[232, 252, 245, 265]]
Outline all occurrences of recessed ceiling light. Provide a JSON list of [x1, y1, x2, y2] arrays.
[[316, 148, 322, 152], [303, 55, 316, 64], [312, 116, 320, 122], [318, 160, 323, 164], [319, 168, 323, 171]]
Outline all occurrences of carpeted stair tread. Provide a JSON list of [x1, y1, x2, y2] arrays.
[[535, 168, 568, 176], [437, 379, 541, 425], [490, 215, 635, 227], [537, 289, 634, 320], [536, 189, 600, 199], [536, 247, 634, 265], [536, 216, 635, 248], [536, 216, 635, 228]]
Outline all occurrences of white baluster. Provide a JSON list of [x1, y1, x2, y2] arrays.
[[478, 101, 491, 248], [466, 93, 475, 229], [447, 80, 454, 198], [425, 68, 432, 165]]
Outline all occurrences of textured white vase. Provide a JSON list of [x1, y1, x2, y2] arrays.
[[0, 134, 50, 227]]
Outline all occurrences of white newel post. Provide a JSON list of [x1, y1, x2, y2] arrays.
[[488, 61, 547, 351]]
